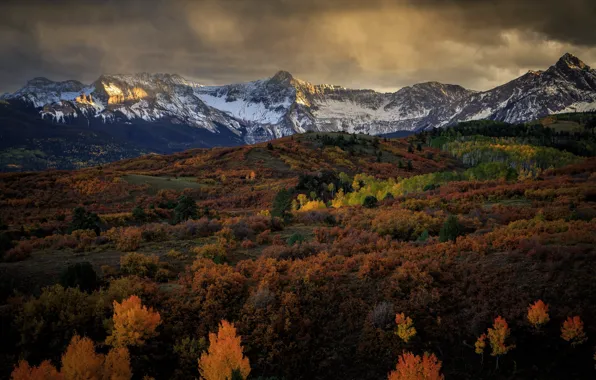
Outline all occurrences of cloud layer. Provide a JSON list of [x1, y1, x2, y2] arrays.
[[1, 0, 596, 92]]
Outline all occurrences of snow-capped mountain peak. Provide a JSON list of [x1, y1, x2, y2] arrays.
[[3, 53, 596, 144]]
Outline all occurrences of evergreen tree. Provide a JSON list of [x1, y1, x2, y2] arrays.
[[407, 160, 413, 171], [132, 206, 147, 222], [69, 207, 100, 235], [271, 188, 292, 219], [363, 195, 378, 208], [417, 229, 429, 242], [60, 262, 98, 293], [439, 215, 463, 242], [174, 195, 198, 224]]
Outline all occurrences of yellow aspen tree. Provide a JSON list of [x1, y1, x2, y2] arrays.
[[395, 313, 417, 343], [198, 320, 251, 380], [102, 347, 132, 380], [561, 316, 587, 346], [61, 335, 104, 380], [527, 300, 550, 329], [387, 352, 444, 380], [474, 333, 487, 364], [487, 316, 515, 369], [106, 295, 161, 347], [11, 360, 62, 380], [297, 194, 308, 208]]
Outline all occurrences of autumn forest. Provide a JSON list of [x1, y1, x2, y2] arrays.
[[1, 114, 596, 379]]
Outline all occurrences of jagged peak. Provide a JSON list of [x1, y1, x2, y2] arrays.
[[555, 52, 589, 70], [271, 70, 294, 82]]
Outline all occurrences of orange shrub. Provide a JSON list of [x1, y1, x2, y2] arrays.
[[216, 227, 236, 249], [116, 227, 142, 251], [241, 239, 256, 249], [256, 229, 271, 245], [71, 229, 97, 251]]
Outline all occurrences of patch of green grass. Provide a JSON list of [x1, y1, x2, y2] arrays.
[[122, 174, 202, 192], [546, 121, 585, 133]]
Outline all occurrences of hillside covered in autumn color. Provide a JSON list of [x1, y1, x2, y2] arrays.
[[1, 117, 596, 380]]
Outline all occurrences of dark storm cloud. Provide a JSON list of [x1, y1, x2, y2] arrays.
[[1, 0, 595, 93]]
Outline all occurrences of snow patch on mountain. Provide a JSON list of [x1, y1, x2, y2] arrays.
[[197, 93, 290, 125], [4, 53, 596, 145]]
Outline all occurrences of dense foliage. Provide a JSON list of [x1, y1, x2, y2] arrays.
[[0, 126, 596, 379]]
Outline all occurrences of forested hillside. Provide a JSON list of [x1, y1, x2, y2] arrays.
[[1, 121, 595, 379]]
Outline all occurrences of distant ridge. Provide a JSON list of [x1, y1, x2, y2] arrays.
[[1, 52, 595, 147]]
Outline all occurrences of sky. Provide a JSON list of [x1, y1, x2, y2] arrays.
[[1, 0, 596, 93]]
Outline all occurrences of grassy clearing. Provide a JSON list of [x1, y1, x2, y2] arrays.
[[122, 174, 203, 192], [546, 121, 585, 133]]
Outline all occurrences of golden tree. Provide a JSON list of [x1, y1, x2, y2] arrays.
[[487, 316, 515, 369], [103, 347, 133, 380], [11, 336, 132, 380], [61, 335, 104, 380], [198, 320, 251, 380], [297, 194, 308, 208], [395, 313, 417, 343], [474, 333, 487, 364], [11, 360, 62, 380], [387, 352, 444, 380], [527, 300, 550, 329], [474, 334, 487, 355], [561, 316, 587, 346], [106, 295, 161, 347]]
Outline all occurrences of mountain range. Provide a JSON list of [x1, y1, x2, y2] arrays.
[[1, 53, 596, 171]]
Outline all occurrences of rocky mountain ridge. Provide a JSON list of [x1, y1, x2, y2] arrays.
[[3, 53, 596, 145]]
